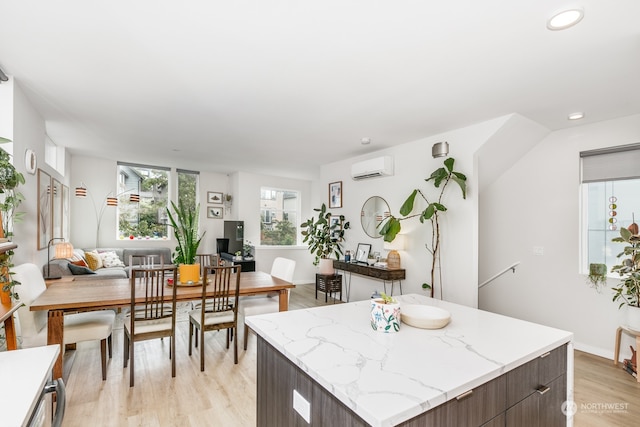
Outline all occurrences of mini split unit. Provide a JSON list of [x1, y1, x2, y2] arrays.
[[351, 156, 394, 180]]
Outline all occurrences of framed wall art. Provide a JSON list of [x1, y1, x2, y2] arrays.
[[207, 206, 224, 219], [37, 169, 52, 250], [207, 191, 223, 204], [329, 181, 342, 209]]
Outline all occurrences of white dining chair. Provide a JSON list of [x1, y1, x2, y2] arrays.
[[239, 257, 295, 350], [14, 263, 116, 380]]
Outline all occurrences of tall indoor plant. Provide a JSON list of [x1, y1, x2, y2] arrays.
[[0, 142, 25, 302], [166, 200, 205, 283], [379, 157, 466, 298], [301, 203, 350, 274], [611, 226, 640, 329]]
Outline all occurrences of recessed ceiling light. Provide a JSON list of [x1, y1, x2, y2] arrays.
[[547, 9, 584, 30], [361, 137, 371, 145], [568, 112, 585, 120]]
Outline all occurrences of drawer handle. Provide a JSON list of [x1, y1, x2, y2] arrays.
[[456, 390, 474, 401], [536, 385, 550, 395], [539, 351, 551, 359]]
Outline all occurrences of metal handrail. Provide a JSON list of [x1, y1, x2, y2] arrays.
[[478, 261, 521, 289]]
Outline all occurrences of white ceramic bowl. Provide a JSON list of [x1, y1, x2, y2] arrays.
[[401, 304, 451, 329]]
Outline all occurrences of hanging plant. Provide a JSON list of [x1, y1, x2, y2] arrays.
[[587, 263, 607, 292]]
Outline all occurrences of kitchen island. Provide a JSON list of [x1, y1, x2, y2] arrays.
[[246, 294, 573, 427]]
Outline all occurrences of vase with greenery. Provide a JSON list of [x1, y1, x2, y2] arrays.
[[379, 157, 466, 298], [0, 143, 25, 301], [301, 203, 350, 274], [166, 200, 205, 283], [611, 226, 640, 330]]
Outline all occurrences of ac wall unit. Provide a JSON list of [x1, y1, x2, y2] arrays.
[[351, 156, 394, 180]]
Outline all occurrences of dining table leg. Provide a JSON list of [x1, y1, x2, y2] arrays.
[[278, 289, 289, 311], [48, 309, 65, 379]]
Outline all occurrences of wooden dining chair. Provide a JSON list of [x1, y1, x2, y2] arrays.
[[239, 257, 295, 350], [13, 263, 116, 380], [188, 264, 241, 370], [123, 265, 178, 387]]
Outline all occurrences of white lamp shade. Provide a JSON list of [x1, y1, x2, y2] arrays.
[[54, 242, 74, 259], [384, 235, 406, 251]]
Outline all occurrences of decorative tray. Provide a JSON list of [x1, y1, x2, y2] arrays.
[[167, 278, 211, 287]]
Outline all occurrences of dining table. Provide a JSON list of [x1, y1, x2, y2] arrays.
[[30, 270, 295, 379]]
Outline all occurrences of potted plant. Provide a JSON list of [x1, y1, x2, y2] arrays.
[[0, 142, 25, 302], [611, 226, 640, 330], [587, 263, 607, 292], [166, 200, 205, 284], [301, 203, 350, 275], [379, 157, 466, 298], [370, 292, 401, 333], [243, 240, 254, 260]]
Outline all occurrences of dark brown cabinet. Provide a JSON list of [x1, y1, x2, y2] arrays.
[[505, 345, 567, 427], [257, 337, 568, 427]]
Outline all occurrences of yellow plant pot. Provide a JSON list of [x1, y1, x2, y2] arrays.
[[179, 263, 201, 284]]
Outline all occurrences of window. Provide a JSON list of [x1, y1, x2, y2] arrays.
[[260, 187, 299, 245], [44, 135, 65, 175], [117, 162, 169, 240], [581, 144, 640, 274], [177, 169, 199, 213]]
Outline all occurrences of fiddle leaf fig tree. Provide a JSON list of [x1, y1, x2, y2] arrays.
[[379, 157, 467, 298]]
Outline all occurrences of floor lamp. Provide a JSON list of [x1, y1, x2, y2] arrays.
[[44, 238, 74, 280], [75, 183, 139, 247]]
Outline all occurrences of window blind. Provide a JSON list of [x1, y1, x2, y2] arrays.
[[580, 143, 640, 183]]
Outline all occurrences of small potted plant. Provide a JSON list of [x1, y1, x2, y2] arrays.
[[243, 240, 254, 260], [611, 226, 640, 330], [370, 292, 401, 333], [587, 263, 607, 292], [166, 200, 205, 284], [301, 203, 350, 275]]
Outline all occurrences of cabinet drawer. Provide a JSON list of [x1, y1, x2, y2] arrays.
[[507, 344, 567, 407], [399, 374, 506, 427], [538, 345, 567, 386]]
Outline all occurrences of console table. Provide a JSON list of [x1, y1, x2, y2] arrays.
[[219, 252, 256, 272], [333, 260, 405, 301]]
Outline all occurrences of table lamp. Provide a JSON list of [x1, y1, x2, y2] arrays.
[[384, 235, 405, 269], [44, 238, 74, 280]]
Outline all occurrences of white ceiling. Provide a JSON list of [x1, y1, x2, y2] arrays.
[[1, 1, 639, 180]]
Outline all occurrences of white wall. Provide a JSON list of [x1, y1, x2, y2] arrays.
[[318, 117, 508, 305], [4, 79, 67, 268], [479, 113, 640, 360]]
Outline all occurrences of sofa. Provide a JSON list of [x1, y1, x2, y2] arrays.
[[44, 247, 173, 280]]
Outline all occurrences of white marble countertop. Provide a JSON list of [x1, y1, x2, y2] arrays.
[[246, 294, 573, 427], [0, 345, 59, 426]]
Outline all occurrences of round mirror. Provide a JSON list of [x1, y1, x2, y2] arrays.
[[361, 196, 390, 238]]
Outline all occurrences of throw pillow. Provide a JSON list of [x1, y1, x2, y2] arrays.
[[99, 251, 125, 268], [85, 251, 103, 271], [69, 259, 88, 268], [68, 263, 96, 275]]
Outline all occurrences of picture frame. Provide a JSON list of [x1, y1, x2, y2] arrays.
[[330, 216, 343, 241], [207, 191, 224, 204], [355, 243, 372, 264], [207, 206, 224, 219], [37, 169, 52, 250], [328, 181, 342, 209]]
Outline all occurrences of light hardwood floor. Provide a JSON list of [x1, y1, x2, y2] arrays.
[[62, 284, 640, 426]]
